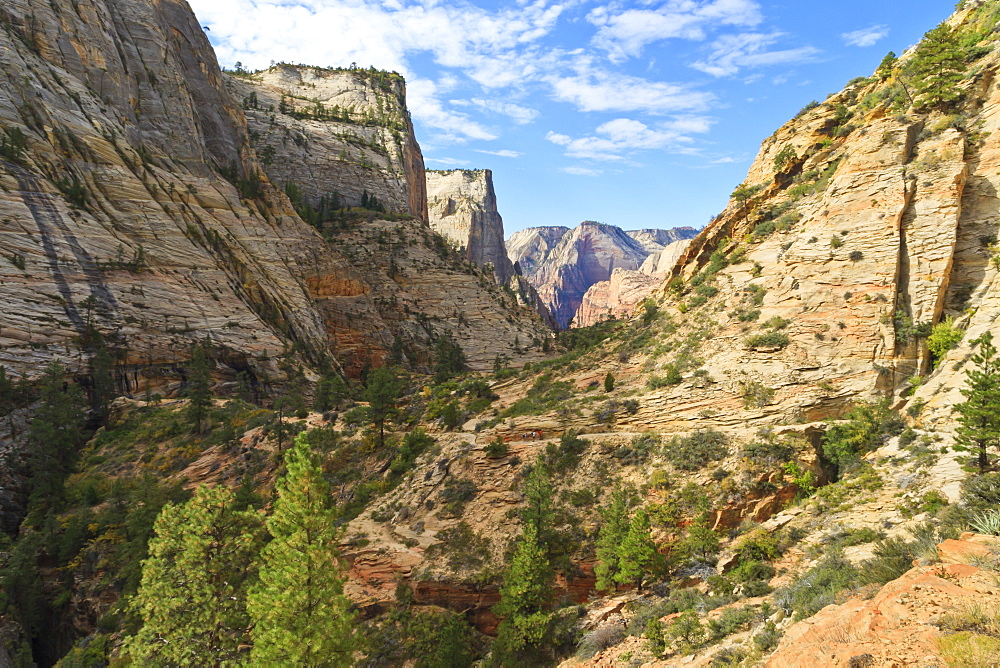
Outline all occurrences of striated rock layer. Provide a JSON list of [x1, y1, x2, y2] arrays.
[[426, 169, 515, 283], [226, 65, 428, 221], [508, 222, 697, 328]]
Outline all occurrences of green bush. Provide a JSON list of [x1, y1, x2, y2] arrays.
[[648, 364, 682, 388], [485, 437, 510, 458], [927, 317, 963, 366], [776, 553, 858, 620], [822, 399, 904, 470], [439, 478, 478, 516], [961, 473, 1000, 513], [663, 429, 728, 471], [745, 332, 789, 349]]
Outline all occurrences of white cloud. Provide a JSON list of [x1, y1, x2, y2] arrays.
[[546, 65, 714, 114], [425, 157, 471, 166], [691, 32, 820, 77], [546, 116, 712, 161], [453, 98, 540, 124], [475, 149, 523, 158], [562, 166, 603, 176], [408, 79, 497, 142], [842, 25, 889, 47], [588, 0, 763, 62]]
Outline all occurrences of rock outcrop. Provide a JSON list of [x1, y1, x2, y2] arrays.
[[575, 238, 694, 327], [626, 227, 698, 254], [426, 169, 515, 283], [226, 65, 428, 221], [767, 534, 1000, 667], [573, 268, 662, 327], [507, 221, 697, 328]]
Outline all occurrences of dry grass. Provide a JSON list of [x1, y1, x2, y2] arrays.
[[936, 632, 1000, 667]]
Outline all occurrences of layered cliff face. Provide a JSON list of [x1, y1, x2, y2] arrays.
[[626, 227, 698, 253], [426, 169, 515, 283], [575, 238, 693, 327], [506, 221, 697, 327], [226, 65, 428, 221]]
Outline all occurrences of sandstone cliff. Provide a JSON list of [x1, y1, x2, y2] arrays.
[[426, 169, 515, 283], [226, 65, 428, 221], [506, 221, 696, 327], [575, 238, 693, 327]]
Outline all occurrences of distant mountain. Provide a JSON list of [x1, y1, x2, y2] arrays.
[[507, 222, 698, 328]]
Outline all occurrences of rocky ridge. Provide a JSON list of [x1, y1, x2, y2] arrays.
[[226, 65, 428, 221], [507, 221, 697, 328], [426, 169, 516, 283]]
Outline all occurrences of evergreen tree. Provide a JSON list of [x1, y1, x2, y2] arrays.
[[123, 484, 264, 665], [88, 338, 116, 424], [594, 488, 629, 591], [876, 51, 898, 80], [955, 331, 1000, 474], [362, 365, 401, 447], [604, 371, 615, 393], [613, 508, 663, 592], [0, 365, 19, 437], [25, 362, 87, 514], [313, 369, 349, 412], [185, 341, 212, 434], [491, 522, 555, 665], [248, 434, 355, 665], [520, 463, 554, 550], [433, 334, 467, 384], [909, 24, 966, 108]]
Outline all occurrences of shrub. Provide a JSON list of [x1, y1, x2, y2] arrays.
[[776, 553, 858, 620], [961, 473, 1000, 513], [648, 364, 682, 388], [544, 430, 589, 473], [485, 437, 510, 459], [822, 399, 903, 470], [848, 250, 863, 261], [663, 429, 728, 470], [439, 478, 478, 516], [830, 235, 843, 249], [764, 316, 790, 330], [927, 317, 963, 366], [741, 381, 775, 408], [745, 332, 789, 349]]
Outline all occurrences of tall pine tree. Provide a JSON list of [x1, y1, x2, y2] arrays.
[[955, 331, 1000, 473], [185, 341, 212, 434], [248, 433, 355, 665], [613, 508, 663, 592], [123, 484, 264, 665], [491, 522, 555, 666], [362, 365, 401, 447], [594, 488, 630, 592], [909, 23, 966, 109]]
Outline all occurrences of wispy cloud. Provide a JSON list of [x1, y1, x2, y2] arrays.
[[547, 116, 713, 161], [588, 0, 763, 63], [546, 64, 714, 114], [692, 32, 820, 77], [425, 157, 471, 166], [454, 98, 540, 124], [842, 25, 889, 47], [561, 166, 603, 176], [408, 79, 497, 142], [475, 149, 523, 158]]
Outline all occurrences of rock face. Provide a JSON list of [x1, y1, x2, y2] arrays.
[[226, 66, 427, 221], [626, 227, 698, 253], [426, 169, 515, 283], [507, 221, 697, 328], [574, 268, 663, 327], [575, 238, 694, 327], [767, 534, 1000, 667]]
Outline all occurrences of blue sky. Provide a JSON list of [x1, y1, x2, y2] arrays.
[[189, 0, 956, 234]]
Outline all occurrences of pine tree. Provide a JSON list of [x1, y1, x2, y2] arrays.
[[614, 508, 663, 592], [491, 522, 555, 665], [362, 365, 401, 447], [26, 362, 87, 513], [955, 331, 1000, 474], [876, 51, 898, 80], [594, 488, 629, 591], [123, 484, 264, 665], [433, 334, 467, 384], [604, 371, 615, 393], [185, 341, 212, 433], [248, 434, 355, 665], [520, 462, 555, 550], [909, 24, 966, 109]]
